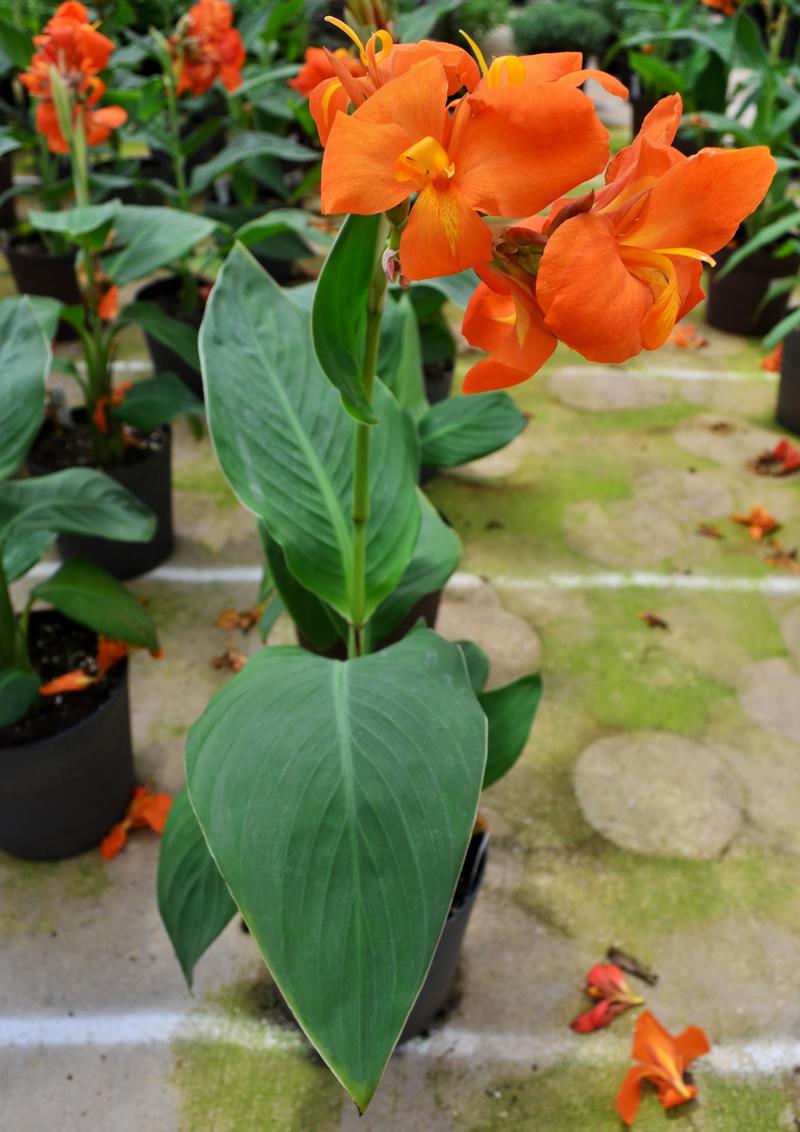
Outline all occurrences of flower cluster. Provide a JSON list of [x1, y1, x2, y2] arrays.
[[169, 0, 245, 97], [20, 1, 126, 154], [303, 23, 776, 394]]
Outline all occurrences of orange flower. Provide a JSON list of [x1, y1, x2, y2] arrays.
[[39, 634, 132, 697], [732, 505, 781, 540], [39, 670, 96, 695], [20, 1, 126, 154], [762, 343, 783, 372], [92, 381, 132, 435], [289, 46, 363, 97], [170, 0, 245, 97], [321, 52, 612, 280], [101, 785, 173, 860], [669, 322, 707, 349], [536, 95, 775, 365], [702, 0, 738, 14], [570, 963, 645, 1034], [97, 283, 119, 322], [616, 1011, 710, 1125]]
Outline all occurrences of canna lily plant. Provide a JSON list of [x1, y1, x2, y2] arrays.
[[157, 15, 774, 1112], [0, 295, 159, 731]]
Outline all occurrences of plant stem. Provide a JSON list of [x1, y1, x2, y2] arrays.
[[0, 559, 28, 671], [164, 62, 189, 214], [348, 216, 395, 659]]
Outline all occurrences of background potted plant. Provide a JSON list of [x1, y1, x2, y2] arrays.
[[0, 294, 161, 860]]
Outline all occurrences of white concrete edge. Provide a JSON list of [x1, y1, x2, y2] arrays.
[[24, 562, 800, 596], [0, 1011, 795, 1077]]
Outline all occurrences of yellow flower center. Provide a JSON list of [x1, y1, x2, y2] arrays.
[[395, 136, 455, 185]]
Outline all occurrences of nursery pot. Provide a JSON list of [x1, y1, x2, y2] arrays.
[[706, 244, 800, 337], [399, 827, 489, 1041], [0, 612, 134, 861], [776, 326, 800, 434], [4, 237, 81, 341], [28, 412, 173, 581], [0, 150, 15, 231], [136, 276, 205, 400], [424, 357, 455, 406]]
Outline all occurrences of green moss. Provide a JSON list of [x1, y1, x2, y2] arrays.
[[0, 855, 110, 936], [173, 462, 239, 509], [514, 842, 800, 951], [173, 978, 343, 1132], [439, 1063, 792, 1131]]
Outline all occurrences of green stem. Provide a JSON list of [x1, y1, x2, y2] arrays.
[[164, 64, 190, 213], [0, 558, 28, 672], [348, 216, 394, 658]]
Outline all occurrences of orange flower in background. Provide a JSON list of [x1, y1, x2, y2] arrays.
[[762, 343, 783, 372], [703, 0, 738, 14], [732, 505, 781, 540], [101, 785, 173, 860], [92, 381, 132, 434], [289, 46, 363, 97], [322, 52, 612, 279], [616, 1011, 710, 1125], [570, 963, 645, 1034], [170, 0, 245, 96], [39, 633, 129, 696], [20, 1, 126, 154], [535, 94, 776, 367]]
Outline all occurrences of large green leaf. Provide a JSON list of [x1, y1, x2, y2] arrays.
[[186, 630, 486, 1110], [103, 206, 219, 285], [457, 640, 490, 694], [397, 0, 461, 40], [312, 214, 384, 424], [157, 787, 236, 986], [235, 208, 333, 254], [419, 392, 526, 469], [379, 294, 427, 423], [263, 531, 344, 653], [0, 667, 39, 729], [0, 469, 156, 548], [0, 18, 33, 68], [479, 674, 543, 789], [2, 529, 53, 584], [112, 373, 202, 431], [366, 494, 460, 649], [189, 132, 316, 195], [29, 201, 119, 246], [201, 244, 420, 621], [30, 559, 158, 650], [0, 297, 50, 481]]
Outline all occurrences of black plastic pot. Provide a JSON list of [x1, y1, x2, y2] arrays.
[[424, 357, 455, 406], [0, 615, 134, 861], [776, 326, 800, 434], [4, 237, 81, 341], [28, 414, 173, 581], [400, 828, 489, 1041], [706, 244, 800, 337], [136, 276, 204, 400], [298, 589, 442, 659], [0, 150, 15, 231]]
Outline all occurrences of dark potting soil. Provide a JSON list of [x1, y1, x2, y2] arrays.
[[29, 418, 167, 474], [0, 613, 122, 747], [423, 358, 454, 384]]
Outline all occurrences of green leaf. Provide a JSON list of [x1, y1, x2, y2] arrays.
[[0, 667, 39, 729], [157, 787, 237, 987], [457, 641, 489, 694], [366, 494, 460, 648], [30, 559, 158, 650], [29, 201, 119, 244], [235, 207, 333, 253], [201, 245, 420, 621], [189, 132, 316, 195], [103, 206, 219, 285], [117, 301, 200, 370], [312, 214, 383, 424], [407, 270, 478, 311], [0, 468, 156, 547], [397, 0, 461, 40], [258, 593, 284, 643], [733, 10, 768, 70], [0, 297, 50, 481], [721, 211, 800, 275], [419, 391, 526, 469], [763, 306, 800, 351], [0, 134, 20, 159], [263, 532, 344, 653], [0, 18, 34, 69], [379, 294, 427, 422], [112, 373, 202, 431], [186, 630, 486, 1111], [26, 296, 63, 343], [2, 529, 53, 583], [479, 674, 542, 789]]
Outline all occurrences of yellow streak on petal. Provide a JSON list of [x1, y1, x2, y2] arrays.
[[395, 135, 454, 183], [486, 54, 526, 88], [320, 78, 344, 128], [656, 245, 716, 267]]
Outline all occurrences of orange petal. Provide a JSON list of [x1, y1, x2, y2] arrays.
[[557, 67, 628, 100], [97, 285, 118, 322], [399, 182, 492, 280], [387, 40, 480, 93], [627, 146, 777, 255], [309, 76, 352, 145], [537, 212, 652, 362], [455, 82, 610, 218], [674, 1024, 712, 1066], [606, 94, 683, 188], [462, 278, 556, 392], [97, 636, 128, 674], [39, 670, 96, 695], [100, 823, 128, 860], [616, 1065, 651, 1126], [139, 793, 173, 834]]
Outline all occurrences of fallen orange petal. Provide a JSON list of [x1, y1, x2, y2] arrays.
[[731, 506, 780, 540], [39, 669, 96, 695], [761, 343, 782, 372], [100, 823, 128, 860], [617, 1011, 710, 1125]]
